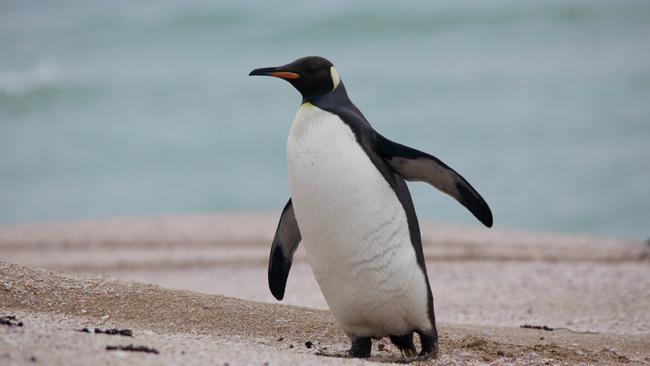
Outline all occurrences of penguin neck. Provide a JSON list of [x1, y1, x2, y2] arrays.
[[302, 83, 351, 106]]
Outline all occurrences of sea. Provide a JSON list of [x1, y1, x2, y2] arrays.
[[1, 0, 649, 239]]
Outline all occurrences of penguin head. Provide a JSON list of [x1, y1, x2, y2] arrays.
[[249, 56, 341, 101]]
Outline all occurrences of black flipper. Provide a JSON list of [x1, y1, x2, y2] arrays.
[[375, 134, 493, 227], [268, 198, 302, 300]]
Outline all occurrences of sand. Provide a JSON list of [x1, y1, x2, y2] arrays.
[[1, 215, 649, 365]]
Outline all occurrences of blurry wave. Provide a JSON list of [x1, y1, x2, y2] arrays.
[[0, 84, 106, 112], [0, 61, 62, 95], [0, 62, 105, 113], [272, 4, 640, 42], [165, 8, 245, 30]]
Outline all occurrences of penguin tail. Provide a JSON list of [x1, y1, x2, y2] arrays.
[[389, 334, 416, 357]]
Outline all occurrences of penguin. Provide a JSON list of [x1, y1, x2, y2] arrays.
[[250, 56, 492, 360]]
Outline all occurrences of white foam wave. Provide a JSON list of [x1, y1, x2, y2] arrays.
[[0, 60, 62, 95]]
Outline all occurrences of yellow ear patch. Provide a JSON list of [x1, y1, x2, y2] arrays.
[[330, 67, 341, 91], [270, 72, 300, 80]]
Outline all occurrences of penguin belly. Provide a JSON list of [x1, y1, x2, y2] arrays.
[[287, 103, 431, 338]]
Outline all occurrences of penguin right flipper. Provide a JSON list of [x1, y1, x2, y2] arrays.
[[375, 134, 493, 228], [268, 198, 302, 300]]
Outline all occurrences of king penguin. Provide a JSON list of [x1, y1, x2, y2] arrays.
[[250, 56, 492, 360]]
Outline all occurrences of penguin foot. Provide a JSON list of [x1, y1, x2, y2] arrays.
[[348, 337, 371, 358], [389, 334, 416, 357], [417, 329, 439, 358]]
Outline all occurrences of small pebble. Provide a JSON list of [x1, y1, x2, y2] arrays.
[[305, 341, 313, 349]]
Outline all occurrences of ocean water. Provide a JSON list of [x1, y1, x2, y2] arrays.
[[1, 0, 649, 239]]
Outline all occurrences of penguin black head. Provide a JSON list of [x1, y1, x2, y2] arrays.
[[249, 56, 341, 101]]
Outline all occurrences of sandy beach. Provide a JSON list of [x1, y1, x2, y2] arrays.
[[1, 215, 649, 365]]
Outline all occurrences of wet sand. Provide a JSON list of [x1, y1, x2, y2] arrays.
[[1, 215, 649, 365]]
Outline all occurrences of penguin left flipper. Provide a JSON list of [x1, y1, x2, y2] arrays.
[[268, 198, 302, 300], [375, 134, 493, 228]]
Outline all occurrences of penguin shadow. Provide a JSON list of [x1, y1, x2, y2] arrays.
[[313, 340, 437, 364], [314, 351, 436, 365]]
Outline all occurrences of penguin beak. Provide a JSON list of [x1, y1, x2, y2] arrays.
[[249, 66, 301, 80]]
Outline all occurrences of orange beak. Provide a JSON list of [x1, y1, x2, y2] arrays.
[[269, 71, 300, 80]]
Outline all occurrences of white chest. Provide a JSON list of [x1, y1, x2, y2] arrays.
[[286, 103, 387, 238], [285, 103, 431, 337]]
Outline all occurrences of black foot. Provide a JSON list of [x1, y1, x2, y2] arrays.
[[417, 329, 439, 357], [389, 334, 416, 357], [348, 337, 371, 358]]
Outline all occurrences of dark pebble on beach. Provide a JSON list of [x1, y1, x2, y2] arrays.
[[77, 327, 133, 337], [106, 344, 158, 354], [0, 315, 23, 327]]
